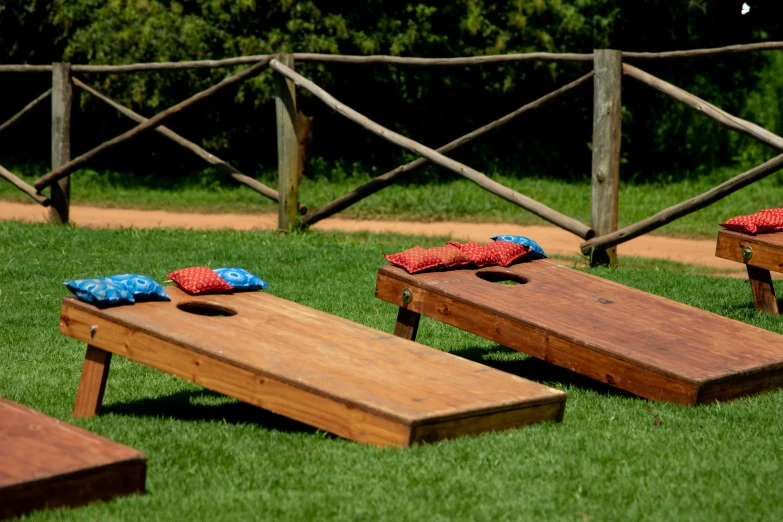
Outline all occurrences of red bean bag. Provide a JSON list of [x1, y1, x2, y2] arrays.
[[167, 266, 234, 295], [720, 208, 783, 235]]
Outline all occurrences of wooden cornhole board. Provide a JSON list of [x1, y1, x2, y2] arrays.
[[58, 288, 566, 448], [375, 259, 783, 405], [715, 229, 783, 314], [0, 398, 145, 520]]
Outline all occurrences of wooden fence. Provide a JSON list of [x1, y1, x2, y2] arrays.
[[3, 41, 783, 265]]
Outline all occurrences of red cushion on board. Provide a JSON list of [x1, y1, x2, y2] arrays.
[[426, 245, 472, 268], [383, 247, 442, 274], [167, 266, 234, 295], [447, 241, 498, 267], [720, 208, 783, 235], [484, 241, 530, 267]]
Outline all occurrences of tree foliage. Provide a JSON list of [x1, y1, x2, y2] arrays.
[[3, 1, 783, 183]]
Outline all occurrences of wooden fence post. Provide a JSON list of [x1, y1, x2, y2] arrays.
[[274, 54, 299, 233], [590, 49, 622, 266], [49, 62, 72, 225]]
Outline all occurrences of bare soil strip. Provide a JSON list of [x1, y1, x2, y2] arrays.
[[0, 201, 746, 273]]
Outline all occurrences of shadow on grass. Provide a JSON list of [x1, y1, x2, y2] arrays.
[[452, 344, 638, 400], [104, 389, 323, 436], [721, 297, 781, 318], [105, 345, 640, 435]]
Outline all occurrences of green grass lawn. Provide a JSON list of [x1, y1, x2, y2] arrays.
[[3, 222, 783, 521], [3, 164, 783, 238]]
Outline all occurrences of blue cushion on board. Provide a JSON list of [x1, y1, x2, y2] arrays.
[[64, 278, 135, 308], [490, 235, 548, 260], [213, 268, 268, 291], [106, 274, 170, 302]]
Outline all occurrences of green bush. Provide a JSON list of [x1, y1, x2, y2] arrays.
[[2, 1, 782, 184]]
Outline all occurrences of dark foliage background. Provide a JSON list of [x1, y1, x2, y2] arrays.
[[1, 0, 782, 185]]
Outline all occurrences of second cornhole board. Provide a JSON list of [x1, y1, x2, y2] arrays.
[[715, 229, 783, 314], [0, 398, 146, 520], [375, 260, 783, 405], [59, 288, 566, 448]]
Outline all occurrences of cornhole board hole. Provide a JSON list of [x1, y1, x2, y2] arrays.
[[715, 229, 783, 314], [0, 398, 146, 520], [58, 288, 566, 448], [374, 259, 783, 405]]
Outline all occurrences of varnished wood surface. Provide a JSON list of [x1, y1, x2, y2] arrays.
[[747, 265, 779, 314], [716, 229, 783, 273], [60, 289, 565, 446], [715, 229, 783, 314], [0, 398, 145, 519], [73, 346, 112, 417], [375, 260, 783, 404], [393, 308, 421, 341]]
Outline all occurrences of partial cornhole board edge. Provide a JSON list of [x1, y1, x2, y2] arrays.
[[695, 363, 783, 404], [0, 398, 146, 520], [716, 229, 783, 314], [716, 229, 783, 272]]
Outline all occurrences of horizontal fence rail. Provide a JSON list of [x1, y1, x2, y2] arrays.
[[3, 42, 783, 73], [621, 41, 783, 59]]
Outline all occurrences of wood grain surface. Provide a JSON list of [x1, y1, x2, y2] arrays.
[[590, 49, 622, 266], [375, 259, 783, 405], [715, 229, 783, 314], [393, 307, 421, 341], [716, 229, 783, 272], [747, 265, 779, 314], [0, 398, 145, 519], [49, 62, 72, 225], [60, 289, 565, 447], [274, 54, 300, 232], [73, 346, 112, 418]]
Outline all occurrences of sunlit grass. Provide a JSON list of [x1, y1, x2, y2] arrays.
[[2, 222, 783, 520]]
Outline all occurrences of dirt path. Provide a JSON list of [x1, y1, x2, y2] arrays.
[[0, 201, 746, 273]]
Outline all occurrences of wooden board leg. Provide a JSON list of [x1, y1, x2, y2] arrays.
[[747, 265, 779, 314], [393, 307, 421, 341], [73, 345, 112, 418]]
